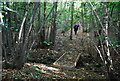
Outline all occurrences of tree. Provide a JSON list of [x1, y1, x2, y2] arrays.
[[70, 2, 74, 40], [49, 2, 57, 44], [13, 3, 39, 69], [0, 2, 3, 71]]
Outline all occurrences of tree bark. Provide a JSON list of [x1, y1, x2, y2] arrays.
[[70, 2, 74, 40], [50, 2, 57, 44], [40, 2, 46, 48], [6, 2, 12, 58], [103, 3, 114, 81], [0, 2, 3, 75], [13, 3, 39, 69], [103, 3, 113, 71]]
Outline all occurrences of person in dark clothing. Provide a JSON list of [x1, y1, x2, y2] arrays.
[[74, 23, 81, 35]]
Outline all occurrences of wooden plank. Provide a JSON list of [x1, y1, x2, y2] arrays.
[[53, 52, 66, 65], [74, 53, 81, 67], [53, 52, 82, 69]]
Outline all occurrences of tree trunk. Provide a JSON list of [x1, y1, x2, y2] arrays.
[[13, 3, 39, 69], [103, 3, 113, 71], [6, 2, 12, 58], [2, 2, 8, 62], [103, 3, 113, 81], [0, 2, 3, 74], [50, 2, 57, 44], [117, 3, 120, 53], [40, 2, 46, 48], [37, 3, 41, 48], [70, 2, 74, 40], [81, 3, 85, 32]]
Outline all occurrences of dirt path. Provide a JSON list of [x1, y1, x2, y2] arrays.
[[53, 30, 85, 68], [2, 29, 106, 80]]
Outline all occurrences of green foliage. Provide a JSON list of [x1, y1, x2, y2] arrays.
[[43, 40, 52, 46], [10, 27, 15, 29], [0, 3, 19, 14], [83, 28, 90, 33], [109, 36, 120, 47], [31, 65, 42, 76], [9, 26, 19, 31], [97, 35, 105, 41], [0, 22, 4, 25], [115, 45, 120, 47], [31, 65, 36, 69], [15, 29, 19, 31]]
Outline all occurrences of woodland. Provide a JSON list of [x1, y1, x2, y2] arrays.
[[0, 1, 120, 81]]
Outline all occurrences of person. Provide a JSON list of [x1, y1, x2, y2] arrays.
[[74, 22, 81, 35]]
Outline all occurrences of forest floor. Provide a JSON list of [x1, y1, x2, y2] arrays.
[[2, 29, 107, 80]]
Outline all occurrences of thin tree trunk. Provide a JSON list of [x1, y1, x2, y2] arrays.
[[0, 3, 3, 74], [13, 3, 18, 45], [70, 2, 74, 40], [28, 3, 55, 50], [6, 2, 12, 57], [37, 2, 41, 47], [18, 3, 29, 42], [13, 3, 39, 69], [88, 2, 113, 80], [52, 2, 57, 44], [103, 3, 113, 71], [2, 2, 8, 62], [49, 3, 57, 44], [103, 3, 113, 81], [40, 2, 46, 48], [81, 3, 85, 32], [117, 3, 120, 48]]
